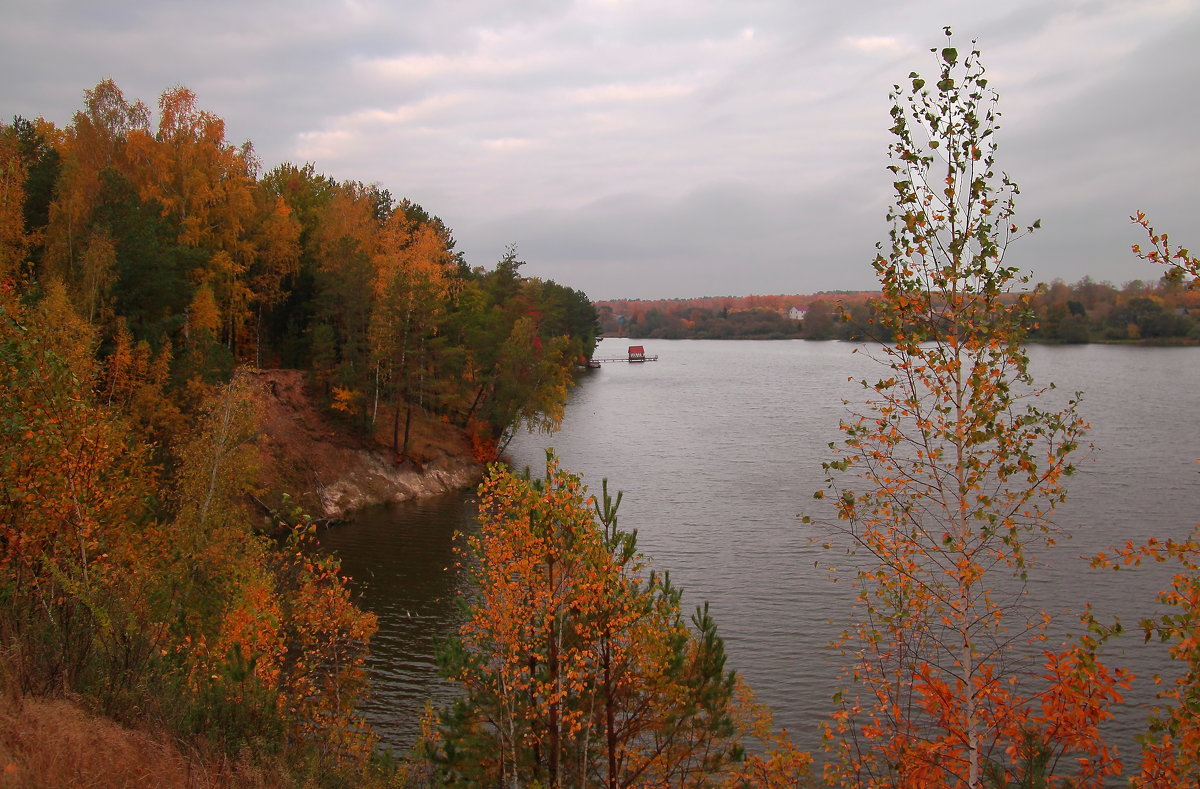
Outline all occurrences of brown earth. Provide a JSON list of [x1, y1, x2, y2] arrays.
[[243, 369, 484, 520]]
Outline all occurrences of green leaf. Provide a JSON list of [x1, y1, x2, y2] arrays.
[[912, 77, 925, 91], [941, 47, 958, 65]]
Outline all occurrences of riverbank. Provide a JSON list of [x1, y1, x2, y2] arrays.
[[246, 369, 485, 521]]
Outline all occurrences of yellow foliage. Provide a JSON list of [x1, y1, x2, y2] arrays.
[[330, 386, 361, 414], [0, 135, 29, 277], [188, 283, 221, 340]]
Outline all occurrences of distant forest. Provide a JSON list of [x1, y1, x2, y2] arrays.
[[596, 277, 1200, 343]]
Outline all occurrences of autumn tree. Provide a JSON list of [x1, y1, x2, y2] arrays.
[[0, 278, 160, 699], [1, 117, 60, 274], [1131, 211, 1200, 288], [256, 162, 336, 366], [449, 245, 527, 439], [87, 168, 200, 345], [144, 87, 260, 357], [1092, 215, 1200, 787], [0, 128, 31, 276], [368, 210, 454, 456], [429, 453, 808, 787], [162, 375, 377, 763], [814, 32, 1127, 787], [246, 190, 301, 364], [0, 272, 378, 771], [101, 317, 183, 454], [445, 247, 590, 458], [307, 181, 386, 425], [41, 81, 149, 293]]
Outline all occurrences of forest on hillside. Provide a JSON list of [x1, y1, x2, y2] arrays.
[[0, 79, 598, 784], [1, 79, 599, 459]]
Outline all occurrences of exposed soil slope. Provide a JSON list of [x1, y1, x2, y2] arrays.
[[245, 369, 484, 519]]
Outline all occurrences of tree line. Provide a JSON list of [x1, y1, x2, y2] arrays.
[[597, 278, 1200, 344], [595, 293, 863, 340]]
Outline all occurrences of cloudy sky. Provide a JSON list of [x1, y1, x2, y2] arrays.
[[2, 0, 1197, 299]]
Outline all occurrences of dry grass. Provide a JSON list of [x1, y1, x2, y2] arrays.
[[0, 694, 287, 788]]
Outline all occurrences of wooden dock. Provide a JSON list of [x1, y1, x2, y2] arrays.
[[585, 345, 658, 366], [586, 355, 659, 365]]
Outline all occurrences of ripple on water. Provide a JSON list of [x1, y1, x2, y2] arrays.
[[324, 341, 1200, 763]]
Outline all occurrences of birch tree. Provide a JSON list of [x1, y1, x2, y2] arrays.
[[815, 31, 1126, 788]]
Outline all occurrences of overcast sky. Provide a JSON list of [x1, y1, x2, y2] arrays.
[[2, 0, 1197, 300]]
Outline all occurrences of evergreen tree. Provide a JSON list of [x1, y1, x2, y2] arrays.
[[428, 453, 808, 787]]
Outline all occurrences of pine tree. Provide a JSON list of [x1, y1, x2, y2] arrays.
[[430, 453, 808, 787]]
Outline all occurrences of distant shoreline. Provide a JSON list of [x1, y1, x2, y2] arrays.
[[598, 335, 1200, 346]]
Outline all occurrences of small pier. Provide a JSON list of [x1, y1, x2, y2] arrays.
[[585, 345, 659, 366]]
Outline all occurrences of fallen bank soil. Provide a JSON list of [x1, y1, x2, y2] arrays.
[[244, 369, 484, 520]]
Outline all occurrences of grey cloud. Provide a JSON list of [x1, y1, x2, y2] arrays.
[[1, 0, 1196, 298], [463, 175, 887, 299]]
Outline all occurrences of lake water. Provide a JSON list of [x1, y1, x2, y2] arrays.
[[317, 339, 1200, 768]]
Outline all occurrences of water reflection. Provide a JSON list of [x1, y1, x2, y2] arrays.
[[316, 494, 478, 752]]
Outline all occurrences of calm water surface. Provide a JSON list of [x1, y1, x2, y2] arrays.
[[317, 340, 1200, 764]]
